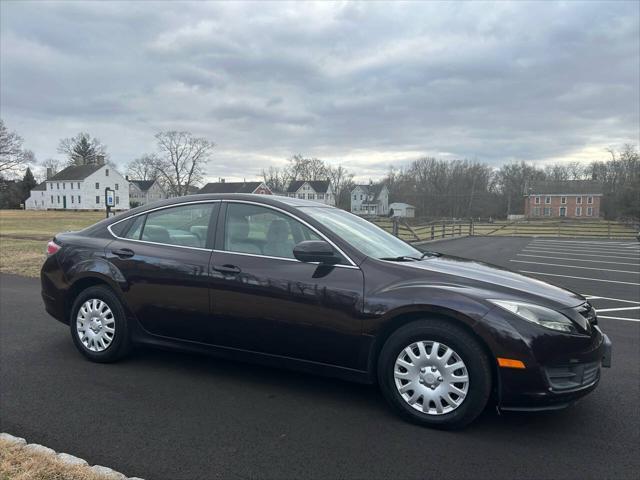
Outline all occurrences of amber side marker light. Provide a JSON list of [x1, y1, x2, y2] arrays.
[[497, 357, 526, 369]]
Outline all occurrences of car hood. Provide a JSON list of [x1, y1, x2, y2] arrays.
[[386, 254, 585, 309]]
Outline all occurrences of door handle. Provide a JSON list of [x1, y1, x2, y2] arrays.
[[213, 264, 241, 274], [112, 248, 135, 258]]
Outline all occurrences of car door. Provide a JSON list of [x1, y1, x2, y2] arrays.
[[208, 201, 365, 369], [106, 201, 219, 341]]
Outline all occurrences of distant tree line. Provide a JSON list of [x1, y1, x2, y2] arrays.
[[383, 145, 639, 221]]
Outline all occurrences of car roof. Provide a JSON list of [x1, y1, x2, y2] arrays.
[[145, 193, 334, 209]]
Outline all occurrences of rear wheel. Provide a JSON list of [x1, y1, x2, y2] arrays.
[[378, 319, 492, 429], [69, 285, 132, 363]]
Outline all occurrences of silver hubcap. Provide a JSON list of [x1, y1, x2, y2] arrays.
[[76, 299, 115, 352], [394, 341, 469, 415]]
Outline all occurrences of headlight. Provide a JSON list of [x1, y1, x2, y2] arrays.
[[489, 300, 576, 333]]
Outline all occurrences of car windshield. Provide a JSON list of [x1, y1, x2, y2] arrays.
[[299, 207, 424, 260]]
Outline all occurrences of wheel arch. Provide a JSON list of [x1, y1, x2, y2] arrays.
[[64, 274, 126, 322], [367, 309, 500, 401]]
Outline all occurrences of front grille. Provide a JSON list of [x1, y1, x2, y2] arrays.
[[577, 302, 598, 326], [545, 361, 600, 392]]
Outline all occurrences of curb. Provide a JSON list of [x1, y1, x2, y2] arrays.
[[0, 432, 144, 480]]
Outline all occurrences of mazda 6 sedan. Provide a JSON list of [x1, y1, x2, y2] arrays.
[[41, 194, 612, 428]]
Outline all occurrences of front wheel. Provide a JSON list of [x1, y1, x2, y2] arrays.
[[378, 319, 492, 429], [69, 285, 132, 363]]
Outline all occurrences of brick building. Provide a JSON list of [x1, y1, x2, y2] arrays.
[[524, 181, 603, 218]]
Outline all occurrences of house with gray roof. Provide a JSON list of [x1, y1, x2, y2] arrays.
[[285, 180, 335, 205], [351, 182, 389, 216], [26, 160, 129, 210], [129, 178, 167, 207]]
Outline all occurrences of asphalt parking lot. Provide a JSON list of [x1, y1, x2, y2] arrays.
[[1, 236, 638, 480]]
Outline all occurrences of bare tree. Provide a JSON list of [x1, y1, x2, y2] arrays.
[[41, 158, 61, 177], [153, 131, 214, 196], [57, 132, 108, 166], [326, 165, 354, 209], [261, 166, 292, 193], [288, 154, 327, 180], [127, 154, 159, 181], [0, 119, 31, 174]]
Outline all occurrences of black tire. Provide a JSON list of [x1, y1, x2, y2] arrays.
[[377, 319, 492, 429], [69, 285, 132, 363]]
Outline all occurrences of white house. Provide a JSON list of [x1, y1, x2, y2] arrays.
[[286, 180, 335, 206], [129, 179, 167, 207], [351, 183, 389, 216], [24, 182, 48, 210], [26, 163, 129, 211], [389, 202, 416, 218]]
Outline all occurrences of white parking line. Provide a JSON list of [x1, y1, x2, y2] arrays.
[[583, 295, 640, 304], [531, 239, 639, 246], [517, 254, 640, 266], [525, 245, 640, 258], [597, 316, 640, 322], [595, 306, 640, 313], [523, 248, 640, 260], [519, 270, 640, 286], [511, 260, 639, 274]]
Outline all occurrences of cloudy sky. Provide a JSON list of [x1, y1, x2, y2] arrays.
[[1, 1, 638, 181]]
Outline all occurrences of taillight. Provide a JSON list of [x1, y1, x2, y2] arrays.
[[46, 240, 61, 256]]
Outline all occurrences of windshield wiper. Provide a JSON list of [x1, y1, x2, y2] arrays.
[[379, 255, 421, 262]]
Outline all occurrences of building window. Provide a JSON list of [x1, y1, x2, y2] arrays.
[[57, 183, 60, 189], [353, 194, 357, 200], [106, 169, 110, 176], [70, 183, 73, 189], [534, 196, 540, 204], [63, 183, 66, 189], [576, 207, 582, 216], [308, 194, 315, 200], [77, 182, 80, 189], [57, 196, 60, 203], [50, 195, 54, 203], [544, 207, 551, 216], [297, 194, 304, 199], [576, 196, 582, 204], [587, 196, 593, 204], [533, 207, 541, 216], [115, 183, 119, 190], [318, 193, 324, 199], [95, 182, 100, 189], [78, 196, 81, 204], [71, 196, 74, 204], [545, 196, 551, 204], [587, 207, 593, 216], [116, 196, 120, 205], [96, 196, 100, 204], [560, 196, 566, 204]]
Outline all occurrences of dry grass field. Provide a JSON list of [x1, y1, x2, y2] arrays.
[[0, 210, 103, 278], [0, 437, 120, 480]]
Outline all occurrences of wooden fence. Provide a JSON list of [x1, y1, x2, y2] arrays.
[[370, 217, 639, 243]]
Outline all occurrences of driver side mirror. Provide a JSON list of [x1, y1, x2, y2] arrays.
[[293, 240, 341, 265]]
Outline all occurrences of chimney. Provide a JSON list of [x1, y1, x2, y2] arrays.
[[125, 175, 129, 181], [96, 155, 105, 166], [46, 167, 53, 180]]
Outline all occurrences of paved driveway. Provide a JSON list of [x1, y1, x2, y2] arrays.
[[1, 237, 638, 479]]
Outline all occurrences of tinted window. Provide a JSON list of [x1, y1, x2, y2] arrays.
[[300, 206, 422, 259], [224, 203, 321, 259], [135, 203, 214, 247], [123, 215, 145, 240]]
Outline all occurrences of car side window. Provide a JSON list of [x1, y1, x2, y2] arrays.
[[224, 203, 322, 259], [131, 203, 214, 248], [123, 215, 145, 240]]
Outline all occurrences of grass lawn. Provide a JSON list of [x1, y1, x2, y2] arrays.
[[0, 210, 103, 278]]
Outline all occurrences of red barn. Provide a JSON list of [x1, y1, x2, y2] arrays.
[[524, 181, 603, 218]]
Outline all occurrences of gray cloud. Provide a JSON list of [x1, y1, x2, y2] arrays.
[[1, 0, 638, 181]]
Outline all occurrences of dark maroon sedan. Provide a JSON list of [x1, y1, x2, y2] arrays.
[[41, 194, 612, 428]]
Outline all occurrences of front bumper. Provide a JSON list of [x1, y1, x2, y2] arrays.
[[478, 308, 613, 412]]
